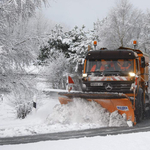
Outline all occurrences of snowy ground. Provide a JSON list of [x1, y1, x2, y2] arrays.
[[0, 75, 130, 138], [0, 73, 150, 149]]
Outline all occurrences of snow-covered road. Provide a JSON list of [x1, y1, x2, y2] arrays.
[[1, 74, 150, 149], [1, 121, 150, 145], [1, 131, 150, 150]]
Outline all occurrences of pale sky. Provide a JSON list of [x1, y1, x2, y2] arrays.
[[43, 0, 150, 29]]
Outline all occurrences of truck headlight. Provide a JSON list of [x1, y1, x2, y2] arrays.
[[82, 73, 87, 78], [129, 72, 135, 77]]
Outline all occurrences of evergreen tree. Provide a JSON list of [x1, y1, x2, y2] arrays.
[[38, 25, 99, 89], [38, 24, 71, 64], [38, 25, 99, 67]]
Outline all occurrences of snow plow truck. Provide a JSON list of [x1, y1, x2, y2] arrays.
[[58, 41, 150, 125]]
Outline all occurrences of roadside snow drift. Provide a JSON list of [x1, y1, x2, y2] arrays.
[[0, 96, 129, 138]]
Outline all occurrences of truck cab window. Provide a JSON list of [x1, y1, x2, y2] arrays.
[[86, 59, 133, 74]]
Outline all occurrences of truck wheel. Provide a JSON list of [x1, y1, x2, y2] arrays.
[[135, 88, 144, 123], [145, 93, 150, 119]]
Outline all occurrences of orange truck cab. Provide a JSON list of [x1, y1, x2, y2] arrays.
[[81, 47, 149, 123]]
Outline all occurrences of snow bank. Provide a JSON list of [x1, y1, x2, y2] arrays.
[[0, 97, 129, 138], [0, 85, 130, 138], [46, 98, 128, 127]]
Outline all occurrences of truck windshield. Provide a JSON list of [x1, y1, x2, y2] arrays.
[[86, 59, 134, 74]]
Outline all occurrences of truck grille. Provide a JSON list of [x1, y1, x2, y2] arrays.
[[85, 82, 133, 93]]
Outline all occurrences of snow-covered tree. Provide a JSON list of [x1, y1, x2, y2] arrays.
[[0, 0, 49, 69], [38, 25, 98, 66], [0, 0, 49, 118], [38, 24, 70, 65], [68, 25, 96, 63], [94, 0, 143, 49], [137, 10, 150, 53]]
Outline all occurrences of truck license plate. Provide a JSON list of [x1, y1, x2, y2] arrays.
[[90, 82, 103, 86]]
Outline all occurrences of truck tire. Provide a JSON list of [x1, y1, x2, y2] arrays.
[[144, 93, 150, 119], [135, 88, 144, 123]]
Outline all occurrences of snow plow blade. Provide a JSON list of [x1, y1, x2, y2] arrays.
[[58, 92, 135, 124]]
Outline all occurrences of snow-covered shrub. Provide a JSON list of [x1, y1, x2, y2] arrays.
[[16, 100, 32, 119], [6, 79, 35, 119], [41, 51, 69, 89]]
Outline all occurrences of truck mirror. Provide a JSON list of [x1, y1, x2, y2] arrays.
[[141, 57, 145, 68], [77, 58, 83, 74], [77, 63, 83, 74]]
